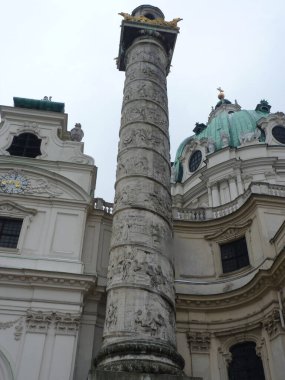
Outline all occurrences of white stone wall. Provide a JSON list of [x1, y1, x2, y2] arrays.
[[0, 104, 98, 380]]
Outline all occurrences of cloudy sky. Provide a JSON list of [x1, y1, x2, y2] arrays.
[[1, 0, 284, 201]]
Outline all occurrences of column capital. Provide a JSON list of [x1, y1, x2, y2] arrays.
[[117, 7, 180, 73]]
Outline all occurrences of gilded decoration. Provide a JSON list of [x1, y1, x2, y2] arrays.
[[119, 13, 182, 29]]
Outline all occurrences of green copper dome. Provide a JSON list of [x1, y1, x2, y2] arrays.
[[197, 109, 266, 150], [173, 100, 271, 183]]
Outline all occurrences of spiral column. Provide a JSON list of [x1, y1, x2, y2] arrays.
[[96, 5, 183, 375]]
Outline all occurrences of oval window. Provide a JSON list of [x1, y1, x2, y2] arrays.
[[272, 125, 285, 144], [189, 150, 202, 172]]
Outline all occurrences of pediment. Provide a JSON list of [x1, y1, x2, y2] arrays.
[[0, 168, 90, 202], [205, 219, 252, 243], [0, 200, 37, 217]]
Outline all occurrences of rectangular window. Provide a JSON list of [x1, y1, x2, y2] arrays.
[[0, 217, 23, 248], [220, 237, 249, 273]]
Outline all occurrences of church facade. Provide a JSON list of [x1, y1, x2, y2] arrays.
[[0, 5, 285, 380]]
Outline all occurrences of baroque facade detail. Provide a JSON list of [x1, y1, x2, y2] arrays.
[[187, 331, 211, 352], [26, 310, 81, 335], [263, 308, 284, 338], [1, 5, 285, 380]]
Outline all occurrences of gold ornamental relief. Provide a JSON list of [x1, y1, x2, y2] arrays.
[[119, 13, 182, 29]]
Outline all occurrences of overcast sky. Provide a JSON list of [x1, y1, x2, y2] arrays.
[[1, 0, 285, 201]]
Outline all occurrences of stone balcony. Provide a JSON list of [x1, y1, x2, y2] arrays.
[[94, 182, 285, 221], [94, 198, 113, 214], [173, 182, 285, 221]]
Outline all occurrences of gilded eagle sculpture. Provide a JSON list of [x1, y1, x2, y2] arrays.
[[118, 12, 182, 29]]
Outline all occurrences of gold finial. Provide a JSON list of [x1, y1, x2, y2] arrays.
[[217, 87, 225, 100]]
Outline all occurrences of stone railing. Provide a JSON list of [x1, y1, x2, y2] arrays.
[[173, 182, 285, 221], [94, 198, 113, 214], [94, 182, 285, 219]]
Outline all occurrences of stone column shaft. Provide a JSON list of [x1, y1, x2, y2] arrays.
[[96, 9, 183, 375]]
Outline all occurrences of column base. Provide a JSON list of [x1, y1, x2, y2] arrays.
[[95, 340, 184, 375], [90, 369, 202, 380]]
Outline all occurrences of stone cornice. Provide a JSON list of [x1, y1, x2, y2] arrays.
[[0, 105, 68, 130], [0, 267, 98, 292], [176, 249, 285, 310], [0, 155, 96, 172], [26, 310, 81, 335], [198, 158, 240, 183]]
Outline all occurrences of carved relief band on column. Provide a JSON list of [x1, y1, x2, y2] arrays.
[[107, 246, 175, 302], [119, 124, 170, 158], [116, 150, 171, 189], [113, 178, 172, 223], [95, 5, 183, 375], [125, 61, 167, 87], [121, 101, 169, 133]]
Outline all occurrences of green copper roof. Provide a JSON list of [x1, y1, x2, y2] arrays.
[[13, 97, 65, 113], [173, 106, 270, 183], [197, 109, 266, 150]]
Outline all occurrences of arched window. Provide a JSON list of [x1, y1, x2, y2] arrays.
[[228, 342, 265, 380], [7, 133, 42, 158]]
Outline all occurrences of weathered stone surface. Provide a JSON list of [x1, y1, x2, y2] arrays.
[[95, 5, 182, 374], [92, 369, 202, 380]]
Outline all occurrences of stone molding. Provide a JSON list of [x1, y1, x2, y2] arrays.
[[26, 310, 81, 335], [0, 200, 37, 217], [187, 331, 211, 352], [90, 369, 201, 379], [95, 340, 185, 375], [216, 334, 269, 380], [176, 249, 285, 310], [0, 267, 97, 292], [204, 220, 252, 243], [263, 308, 285, 339], [0, 316, 24, 340]]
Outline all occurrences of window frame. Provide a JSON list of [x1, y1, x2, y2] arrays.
[[189, 150, 202, 173], [220, 236, 250, 274], [0, 217, 23, 249], [6, 132, 42, 158], [228, 341, 266, 380], [0, 201, 37, 254]]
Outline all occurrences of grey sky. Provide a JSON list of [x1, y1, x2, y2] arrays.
[[1, 0, 285, 201]]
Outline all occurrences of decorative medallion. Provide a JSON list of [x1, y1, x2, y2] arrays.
[[0, 171, 29, 194]]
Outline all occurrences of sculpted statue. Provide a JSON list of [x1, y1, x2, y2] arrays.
[[220, 131, 230, 147], [207, 138, 216, 153], [70, 123, 84, 142], [239, 128, 261, 145]]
